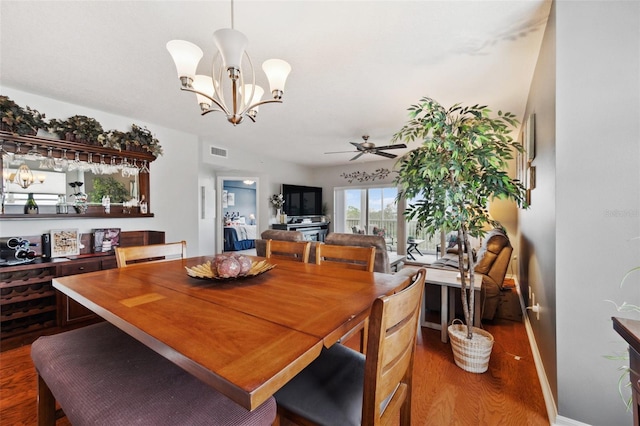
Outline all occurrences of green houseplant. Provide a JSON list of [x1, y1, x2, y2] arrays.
[[89, 176, 130, 203], [393, 97, 527, 371], [0, 95, 47, 135], [48, 115, 105, 144]]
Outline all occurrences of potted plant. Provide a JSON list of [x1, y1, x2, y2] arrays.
[[0, 95, 47, 135], [393, 96, 527, 373], [48, 115, 105, 144], [126, 124, 163, 157], [101, 129, 127, 151]]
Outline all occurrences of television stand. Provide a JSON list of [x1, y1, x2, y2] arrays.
[[271, 221, 330, 242]]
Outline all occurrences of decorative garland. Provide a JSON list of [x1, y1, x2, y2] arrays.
[[340, 168, 392, 183]]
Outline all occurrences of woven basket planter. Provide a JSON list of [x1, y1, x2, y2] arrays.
[[448, 320, 494, 373]]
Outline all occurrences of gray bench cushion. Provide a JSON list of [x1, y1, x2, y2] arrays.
[[31, 322, 276, 425]]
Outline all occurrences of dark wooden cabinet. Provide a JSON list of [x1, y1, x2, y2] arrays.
[[0, 262, 58, 346], [56, 257, 105, 327], [613, 317, 640, 426], [1, 230, 165, 350]]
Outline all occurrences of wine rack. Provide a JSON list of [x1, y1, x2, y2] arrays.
[[0, 262, 57, 340]]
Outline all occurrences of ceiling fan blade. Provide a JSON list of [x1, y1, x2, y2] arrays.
[[373, 151, 397, 159], [350, 142, 365, 150], [372, 143, 407, 150], [324, 150, 358, 154], [350, 152, 365, 161]]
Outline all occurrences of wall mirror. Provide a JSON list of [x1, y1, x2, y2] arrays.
[[1, 132, 154, 218], [2, 155, 140, 213]]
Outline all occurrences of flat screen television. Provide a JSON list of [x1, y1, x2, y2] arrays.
[[281, 184, 322, 216]]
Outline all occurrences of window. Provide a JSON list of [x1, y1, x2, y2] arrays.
[[334, 186, 398, 251]]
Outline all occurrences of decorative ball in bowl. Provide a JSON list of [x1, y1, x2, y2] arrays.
[[185, 253, 274, 280]]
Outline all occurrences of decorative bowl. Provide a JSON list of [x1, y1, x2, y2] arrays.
[[185, 259, 275, 280]]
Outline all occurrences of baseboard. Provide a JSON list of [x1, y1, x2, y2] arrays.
[[553, 415, 592, 426], [513, 276, 559, 425]]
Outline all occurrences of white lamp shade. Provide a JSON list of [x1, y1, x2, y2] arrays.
[[166, 40, 203, 79], [262, 59, 291, 93], [213, 28, 248, 70], [241, 84, 264, 109], [193, 75, 215, 107]]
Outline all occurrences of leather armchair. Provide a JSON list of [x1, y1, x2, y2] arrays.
[[474, 228, 513, 320], [428, 228, 513, 320]]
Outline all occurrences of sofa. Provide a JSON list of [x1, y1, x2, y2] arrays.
[[256, 230, 391, 273], [429, 228, 513, 320], [324, 233, 391, 274]]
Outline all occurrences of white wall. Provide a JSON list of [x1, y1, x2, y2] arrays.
[[521, 2, 640, 424], [199, 139, 315, 237], [1, 88, 203, 256], [556, 2, 640, 424]]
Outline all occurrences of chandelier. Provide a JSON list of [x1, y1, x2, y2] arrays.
[[166, 0, 291, 126], [4, 163, 45, 189]]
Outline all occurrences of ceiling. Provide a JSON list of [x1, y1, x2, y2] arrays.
[[0, 1, 551, 167]]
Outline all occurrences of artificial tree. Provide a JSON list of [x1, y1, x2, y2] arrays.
[[393, 96, 527, 340]]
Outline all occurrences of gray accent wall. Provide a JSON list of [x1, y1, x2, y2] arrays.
[[522, 2, 640, 424]]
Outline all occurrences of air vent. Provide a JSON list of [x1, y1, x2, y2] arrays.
[[210, 146, 228, 158]]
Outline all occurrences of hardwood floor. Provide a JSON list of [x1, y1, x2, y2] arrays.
[[0, 317, 548, 425]]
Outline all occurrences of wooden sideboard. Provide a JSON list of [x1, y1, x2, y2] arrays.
[[612, 317, 640, 426], [0, 230, 164, 351]]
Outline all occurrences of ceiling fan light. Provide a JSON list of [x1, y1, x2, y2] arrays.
[[262, 59, 291, 99], [166, 40, 203, 83], [213, 28, 248, 72]]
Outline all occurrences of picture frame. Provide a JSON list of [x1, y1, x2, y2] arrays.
[[529, 164, 536, 190], [92, 228, 121, 253], [227, 192, 235, 206], [525, 113, 536, 162], [50, 229, 80, 258], [222, 190, 228, 208]]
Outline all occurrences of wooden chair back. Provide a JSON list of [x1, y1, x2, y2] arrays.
[[274, 268, 426, 425], [315, 244, 375, 272], [363, 267, 426, 425], [115, 241, 187, 268], [265, 239, 311, 263]]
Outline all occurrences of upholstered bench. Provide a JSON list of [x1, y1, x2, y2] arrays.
[[31, 322, 276, 425]]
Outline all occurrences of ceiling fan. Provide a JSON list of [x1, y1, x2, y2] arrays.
[[324, 135, 407, 161]]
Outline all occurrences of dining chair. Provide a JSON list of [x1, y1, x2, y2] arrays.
[[315, 243, 375, 272], [316, 243, 376, 352], [265, 239, 311, 263], [275, 268, 427, 426], [115, 240, 187, 268]]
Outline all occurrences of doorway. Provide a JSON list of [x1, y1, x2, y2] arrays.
[[216, 176, 259, 253]]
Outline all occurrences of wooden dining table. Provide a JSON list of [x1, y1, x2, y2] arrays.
[[52, 255, 408, 411]]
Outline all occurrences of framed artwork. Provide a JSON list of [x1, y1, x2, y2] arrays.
[[525, 113, 536, 161], [92, 228, 121, 253], [50, 229, 80, 258], [227, 192, 235, 206], [222, 190, 228, 208], [529, 165, 536, 190]]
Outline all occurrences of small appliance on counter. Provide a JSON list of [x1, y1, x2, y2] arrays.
[[0, 236, 37, 266]]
